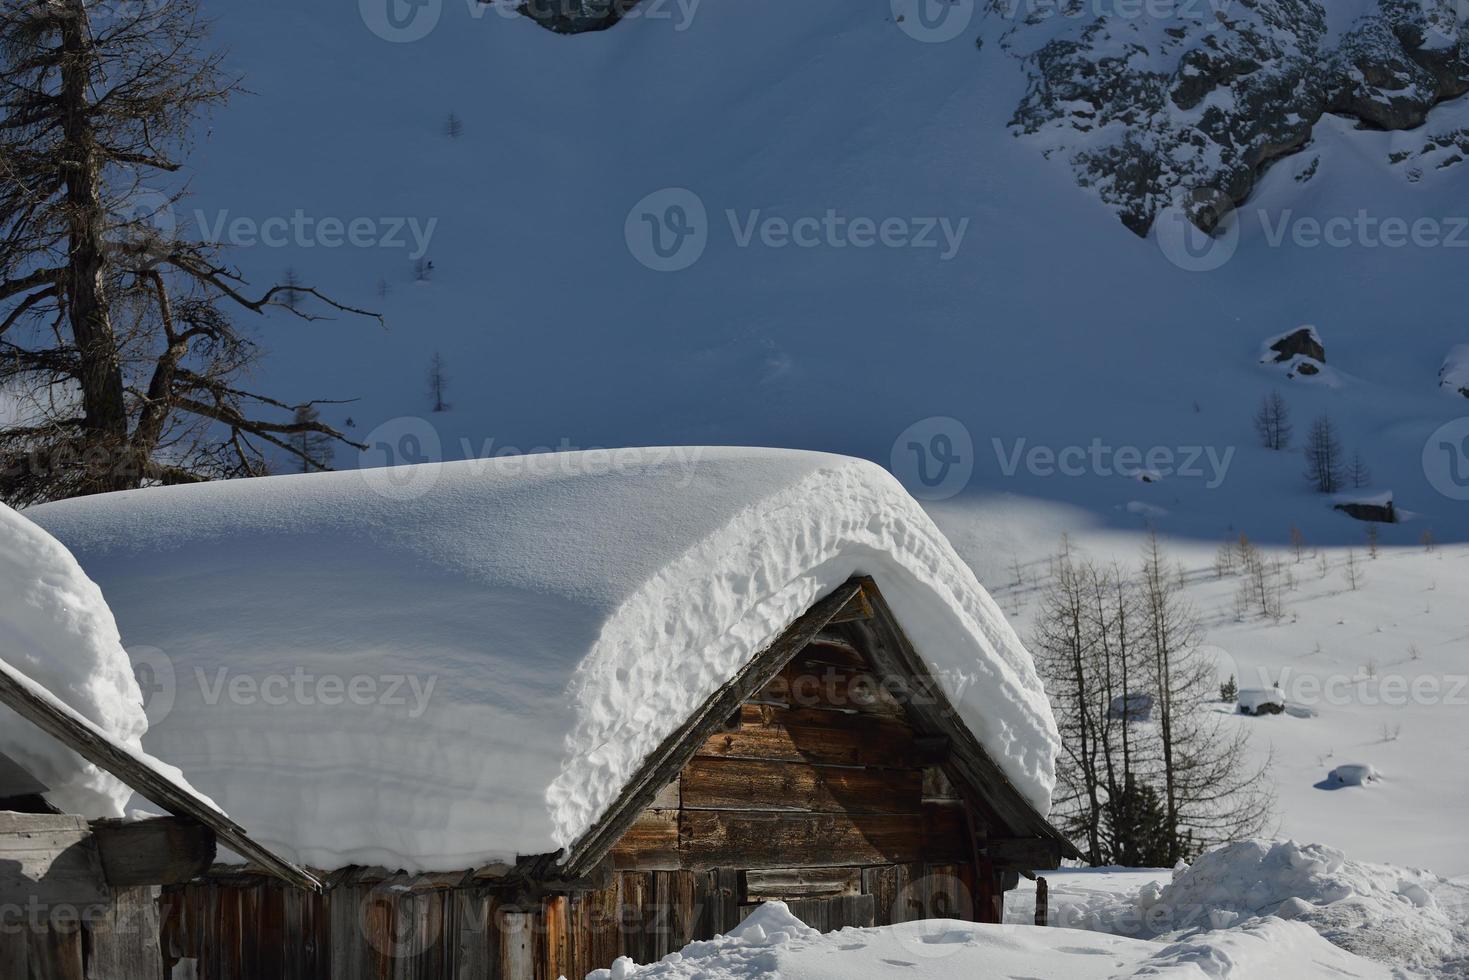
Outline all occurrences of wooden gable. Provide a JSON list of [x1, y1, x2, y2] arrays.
[[610, 633, 973, 875], [565, 576, 1075, 884]]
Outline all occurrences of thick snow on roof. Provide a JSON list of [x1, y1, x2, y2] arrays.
[[31, 448, 1059, 871], [0, 502, 148, 816]]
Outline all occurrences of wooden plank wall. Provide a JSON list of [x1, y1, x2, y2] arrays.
[[613, 639, 985, 879], [155, 636, 1006, 980], [157, 862, 981, 980]]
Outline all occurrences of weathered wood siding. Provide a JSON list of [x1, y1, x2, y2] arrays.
[[157, 637, 1005, 979]]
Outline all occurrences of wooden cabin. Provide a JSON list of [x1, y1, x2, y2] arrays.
[[25, 449, 1080, 979], [145, 578, 1075, 979]]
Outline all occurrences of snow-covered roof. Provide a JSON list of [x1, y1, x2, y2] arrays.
[[30, 448, 1059, 872], [0, 502, 149, 816]]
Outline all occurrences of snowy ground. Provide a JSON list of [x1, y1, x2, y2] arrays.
[[946, 513, 1469, 880], [598, 839, 1469, 978], [591, 895, 1396, 980]]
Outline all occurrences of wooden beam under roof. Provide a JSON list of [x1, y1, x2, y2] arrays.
[[0, 656, 322, 892]]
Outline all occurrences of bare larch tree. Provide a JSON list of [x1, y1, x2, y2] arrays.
[[0, 0, 377, 506], [1253, 391, 1291, 450], [426, 351, 450, 413], [1302, 413, 1345, 495]]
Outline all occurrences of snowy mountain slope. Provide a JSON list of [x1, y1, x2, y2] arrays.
[[165, 0, 1469, 548]]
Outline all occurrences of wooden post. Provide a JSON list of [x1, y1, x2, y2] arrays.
[[1034, 876, 1048, 927]]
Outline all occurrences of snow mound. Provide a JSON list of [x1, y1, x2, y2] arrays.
[[589, 900, 1390, 979], [31, 448, 1059, 871], [1138, 840, 1462, 972], [0, 502, 148, 816]]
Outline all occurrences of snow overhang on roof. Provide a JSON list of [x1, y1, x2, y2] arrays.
[[31, 448, 1060, 873]]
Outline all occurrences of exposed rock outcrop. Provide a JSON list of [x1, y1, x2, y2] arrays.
[[1266, 327, 1326, 365], [1334, 496, 1397, 523], [518, 0, 631, 33], [1004, 0, 1469, 235]]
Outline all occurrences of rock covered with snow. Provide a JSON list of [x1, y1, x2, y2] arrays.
[[0, 502, 148, 816], [31, 448, 1060, 871], [1441, 344, 1469, 397], [1237, 687, 1286, 716], [1006, 2, 1469, 235]]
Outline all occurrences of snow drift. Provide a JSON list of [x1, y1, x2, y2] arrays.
[[31, 448, 1059, 871], [587, 897, 1392, 980], [0, 501, 148, 816], [1050, 839, 1468, 975]]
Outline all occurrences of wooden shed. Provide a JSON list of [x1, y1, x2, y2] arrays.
[[27, 449, 1080, 979]]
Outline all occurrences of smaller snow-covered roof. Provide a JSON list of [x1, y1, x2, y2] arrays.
[[0, 501, 148, 816], [32, 448, 1060, 872]]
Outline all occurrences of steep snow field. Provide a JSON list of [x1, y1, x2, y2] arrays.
[[176, 0, 1469, 544]]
